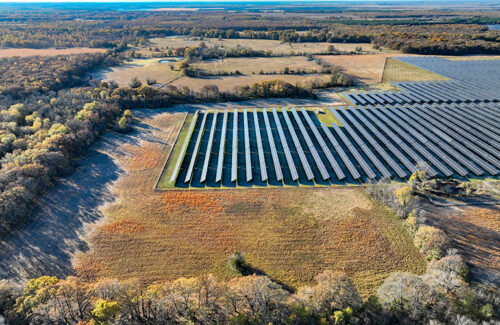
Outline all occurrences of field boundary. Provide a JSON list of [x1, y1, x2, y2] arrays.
[[153, 111, 190, 190]]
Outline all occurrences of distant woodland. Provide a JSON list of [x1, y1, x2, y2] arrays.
[[0, 9, 498, 55]]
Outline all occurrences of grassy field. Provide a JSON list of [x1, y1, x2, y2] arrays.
[[75, 110, 426, 297], [381, 57, 447, 82], [170, 73, 330, 91], [95, 58, 180, 86], [315, 53, 414, 85], [0, 47, 107, 58], [193, 56, 323, 74], [148, 37, 377, 55]]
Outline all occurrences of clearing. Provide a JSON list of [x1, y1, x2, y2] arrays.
[[169, 73, 330, 92], [0, 47, 107, 58], [75, 107, 426, 297], [95, 58, 180, 86], [420, 195, 500, 289], [315, 53, 415, 85], [192, 56, 323, 74], [148, 37, 377, 55]]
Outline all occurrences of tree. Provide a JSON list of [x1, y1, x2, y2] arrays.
[[294, 270, 362, 315], [414, 226, 450, 260], [328, 44, 336, 52], [91, 299, 120, 324], [128, 76, 142, 89]]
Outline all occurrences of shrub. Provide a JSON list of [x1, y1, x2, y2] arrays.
[[128, 76, 142, 88], [414, 226, 450, 260], [227, 251, 251, 276]]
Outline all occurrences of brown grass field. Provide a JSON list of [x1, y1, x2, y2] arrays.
[[315, 53, 417, 85], [95, 58, 180, 86], [75, 110, 425, 297], [148, 37, 377, 55], [381, 57, 447, 82], [193, 56, 323, 74], [0, 47, 107, 58], [170, 73, 331, 92]]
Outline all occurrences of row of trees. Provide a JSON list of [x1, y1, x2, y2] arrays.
[[0, 250, 497, 324]]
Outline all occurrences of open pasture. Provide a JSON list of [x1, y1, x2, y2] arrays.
[[381, 57, 447, 82], [95, 58, 180, 86], [169, 73, 330, 92], [192, 56, 323, 74], [149, 36, 376, 55], [0, 47, 107, 58], [315, 53, 415, 85], [75, 109, 425, 296]]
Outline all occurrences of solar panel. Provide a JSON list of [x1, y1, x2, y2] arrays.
[[348, 107, 416, 175], [243, 109, 252, 182], [376, 105, 468, 176], [359, 107, 437, 176], [169, 110, 199, 183], [368, 105, 452, 176], [300, 108, 345, 180], [185, 111, 208, 183], [341, 92, 358, 106], [291, 108, 330, 180], [262, 108, 283, 181], [272, 108, 299, 181], [403, 105, 499, 174], [231, 109, 238, 182], [389, 105, 482, 176], [357, 92, 377, 105], [329, 120, 376, 179], [330, 107, 392, 178], [320, 122, 361, 179], [200, 109, 219, 183], [282, 108, 315, 180], [349, 91, 367, 105], [253, 109, 268, 182], [215, 109, 228, 183], [340, 106, 406, 177]]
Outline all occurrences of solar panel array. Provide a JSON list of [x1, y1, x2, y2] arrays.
[[166, 58, 499, 188], [344, 57, 500, 106]]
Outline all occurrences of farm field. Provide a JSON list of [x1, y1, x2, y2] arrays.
[[75, 108, 426, 297], [192, 56, 323, 74], [169, 73, 331, 91], [315, 53, 415, 85], [0, 47, 107, 57], [381, 57, 447, 82], [95, 58, 180, 86], [148, 36, 377, 55]]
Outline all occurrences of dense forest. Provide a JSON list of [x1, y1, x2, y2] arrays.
[[0, 9, 498, 55]]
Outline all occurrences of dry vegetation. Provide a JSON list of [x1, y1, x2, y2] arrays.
[[148, 37, 377, 55], [95, 58, 180, 86], [75, 110, 426, 297], [0, 47, 107, 58], [193, 56, 322, 74], [315, 53, 415, 85], [381, 57, 447, 82], [170, 73, 330, 91]]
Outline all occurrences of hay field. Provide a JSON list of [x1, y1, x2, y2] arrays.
[[149, 37, 376, 55], [316, 53, 415, 85], [95, 58, 180, 86], [193, 56, 323, 74], [0, 47, 107, 58], [382, 57, 447, 82], [75, 110, 426, 297], [170, 73, 330, 92]]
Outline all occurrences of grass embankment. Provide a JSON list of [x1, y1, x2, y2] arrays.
[[156, 112, 195, 189], [75, 110, 426, 298], [382, 57, 447, 82]]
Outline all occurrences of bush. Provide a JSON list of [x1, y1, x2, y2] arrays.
[[414, 226, 450, 260], [227, 251, 251, 276]]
